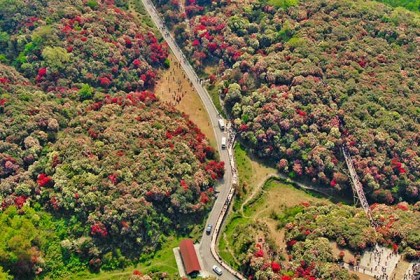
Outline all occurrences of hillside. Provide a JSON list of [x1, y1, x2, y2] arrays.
[[221, 177, 420, 279], [0, 0, 167, 93], [0, 0, 222, 278], [153, 0, 420, 203]]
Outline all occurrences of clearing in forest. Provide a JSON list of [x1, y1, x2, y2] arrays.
[[155, 53, 216, 147]]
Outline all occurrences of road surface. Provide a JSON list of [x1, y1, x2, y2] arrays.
[[138, 0, 242, 278]]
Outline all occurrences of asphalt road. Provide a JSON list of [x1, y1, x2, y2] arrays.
[[139, 0, 239, 278]]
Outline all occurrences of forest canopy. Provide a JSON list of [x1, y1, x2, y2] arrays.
[[154, 0, 420, 203]]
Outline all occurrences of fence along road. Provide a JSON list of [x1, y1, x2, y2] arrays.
[[139, 0, 246, 278]]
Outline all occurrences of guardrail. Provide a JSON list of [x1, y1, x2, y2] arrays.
[[209, 133, 246, 280]]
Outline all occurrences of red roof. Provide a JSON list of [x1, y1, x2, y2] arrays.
[[179, 239, 201, 275]]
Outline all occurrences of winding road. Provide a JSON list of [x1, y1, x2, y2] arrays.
[[138, 0, 243, 278]]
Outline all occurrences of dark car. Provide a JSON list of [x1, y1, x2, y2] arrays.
[[206, 224, 213, 235]]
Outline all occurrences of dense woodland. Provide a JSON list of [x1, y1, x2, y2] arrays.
[[154, 0, 419, 204], [0, 0, 222, 278]]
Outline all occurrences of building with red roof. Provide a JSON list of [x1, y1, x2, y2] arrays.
[[179, 239, 201, 276]]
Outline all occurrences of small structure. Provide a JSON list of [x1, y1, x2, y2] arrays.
[[179, 239, 201, 276]]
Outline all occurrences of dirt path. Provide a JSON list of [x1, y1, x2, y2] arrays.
[[240, 174, 278, 216]]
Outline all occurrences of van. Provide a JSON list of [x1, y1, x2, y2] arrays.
[[218, 119, 225, 131], [221, 137, 226, 149]]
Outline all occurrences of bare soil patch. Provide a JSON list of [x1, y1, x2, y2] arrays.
[[331, 241, 357, 263], [155, 53, 216, 147]]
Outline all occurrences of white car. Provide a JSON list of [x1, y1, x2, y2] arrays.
[[212, 265, 223, 276]]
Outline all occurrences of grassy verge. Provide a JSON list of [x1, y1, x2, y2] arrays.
[[218, 214, 248, 268], [130, 0, 159, 35], [234, 143, 253, 189], [233, 143, 277, 204], [207, 85, 225, 118]]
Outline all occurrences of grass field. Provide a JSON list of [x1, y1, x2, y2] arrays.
[[233, 143, 277, 202], [72, 236, 183, 279]]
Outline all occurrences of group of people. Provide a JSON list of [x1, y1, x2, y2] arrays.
[[404, 263, 420, 280], [162, 63, 188, 107], [365, 246, 399, 280], [351, 245, 420, 280]]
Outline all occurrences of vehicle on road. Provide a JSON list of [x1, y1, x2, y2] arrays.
[[218, 119, 225, 131], [212, 265, 223, 276], [206, 224, 213, 235], [221, 137, 226, 149]]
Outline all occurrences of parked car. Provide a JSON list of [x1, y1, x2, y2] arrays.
[[206, 224, 213, 235], [221, 137, 226, 149], [212, 265, 223, 276]]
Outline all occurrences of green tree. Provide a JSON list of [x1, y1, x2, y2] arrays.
[[268, 0, 299, 8], [0, 206, 45, 278], [41, 46, 71, 72], [78, 84, 94, 101], [87, 0, 99, 9], [0, 266, 12, 280]]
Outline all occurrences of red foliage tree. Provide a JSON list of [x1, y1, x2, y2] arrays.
[[91, 222, 108, 238], [205, 160, 225, 179], [132, 270, 142, 276], [200, 192, 209, 204], [271, 261, 281, 273], [37, 173, 53, 187], [254, 249, 264, 257], [14, 196, 27, 209], [286, 239, 297, 248], [99, 76, 112, 87], [132, 59, 141, 68], [108, 173, 118, 184], [180, 179, 188, 190], [392, 243, 398, 253], [38, 68, 47, 77]]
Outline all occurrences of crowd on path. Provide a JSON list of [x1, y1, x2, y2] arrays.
[[404, 262, 420, 280], [345, 245, 419, 280]]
